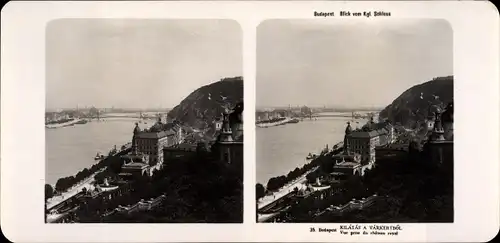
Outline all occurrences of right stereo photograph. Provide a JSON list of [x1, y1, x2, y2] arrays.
[[255, 19, 454, 223]]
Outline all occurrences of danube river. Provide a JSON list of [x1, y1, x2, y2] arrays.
[[256, 112, 372, 185], [45, 116, 154, 185]]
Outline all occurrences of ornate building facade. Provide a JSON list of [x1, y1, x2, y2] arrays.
[[331, 141, 363, 180], [119, 123, 154, 179]]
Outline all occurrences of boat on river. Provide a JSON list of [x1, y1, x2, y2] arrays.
[[94, 153, 105, 160], [306, 153, 317, 160], [108, 146, 118, 156], [76, 119, 88, 124]]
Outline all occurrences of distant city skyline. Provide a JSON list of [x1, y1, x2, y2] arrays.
[[45, 106, 173, 112], [46, 19, 242, 110], [255, 104, 385, 109], [257, 19, 453, 108]]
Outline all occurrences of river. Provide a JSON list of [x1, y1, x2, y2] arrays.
[[47, 111, 375, 186], [256, 112, 372, 185], [45, 115, 155, 185]]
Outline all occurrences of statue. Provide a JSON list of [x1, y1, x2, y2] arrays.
[[133, 123, 141, 134], [345, 121, 352, 135]]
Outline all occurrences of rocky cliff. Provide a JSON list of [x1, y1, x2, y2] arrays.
[[167, 76, 243, 140], [379, 76, 453, 128]]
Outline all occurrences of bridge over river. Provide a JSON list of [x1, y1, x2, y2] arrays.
[[310, 114, 356, 118], [85, 112, 167, 119], [305, 111, 378, 119]]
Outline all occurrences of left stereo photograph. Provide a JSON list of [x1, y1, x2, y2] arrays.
[[44, 19, 244, 223]]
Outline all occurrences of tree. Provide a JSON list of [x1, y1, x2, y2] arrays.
[[266, 178, 278, 192], [306, 172, 317, 184], [94, 173, 106, 185], [109, 157, 124, 175], [55, 177, 71, 192], [45, 184, 54, 200], [256, 183, 266, 200]]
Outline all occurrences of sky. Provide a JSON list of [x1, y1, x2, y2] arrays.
[[46, 19, 242, 110], [256, 19, 453, 109]]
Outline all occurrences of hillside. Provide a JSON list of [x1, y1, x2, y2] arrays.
[[379, 76, 453, 128], [167, 76, 243, 138]]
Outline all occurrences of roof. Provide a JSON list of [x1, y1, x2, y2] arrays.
[[335, 161, 360, 168], [136, 130, 175, 139], [99, 186, 119, 192], [348, 127, 389, 138], [332, 154, 361, 164], [332, 153, 359, 160], [376, 143, 409, 151], [330, 172, 346, 175], [164, 143, 198, 152], [118, 172, 133, 176], [428, 140, 453, 145], [123, 162, 149, 169], [122, 153, 148, 163], [218, 140, 243, 145]]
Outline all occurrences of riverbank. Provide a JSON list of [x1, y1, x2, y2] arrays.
[[256, 117, 292, 128], [46, 170, 101, 210], [258, 166, 318, 210], [45, 118, 86, 129]]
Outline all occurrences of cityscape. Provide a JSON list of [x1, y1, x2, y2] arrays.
[[44, 19, 243, 223], [255, 19, 454, 223]]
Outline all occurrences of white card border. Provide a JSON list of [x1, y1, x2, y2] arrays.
[[1, 1, 499, 242]]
